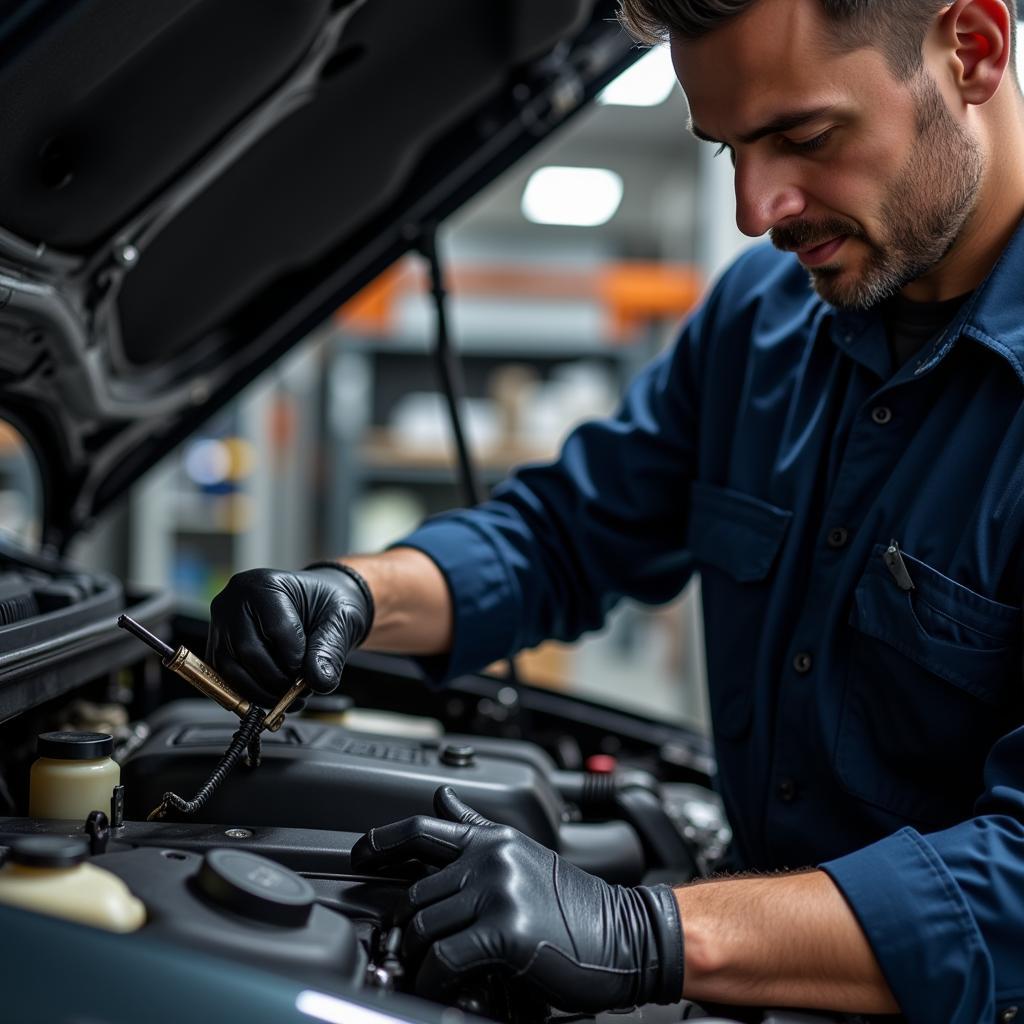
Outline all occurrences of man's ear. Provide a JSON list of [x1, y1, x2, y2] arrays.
[[936, 0, 1013, 104]]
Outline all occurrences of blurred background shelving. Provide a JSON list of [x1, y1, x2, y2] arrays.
[[321, 259, 700, 558]]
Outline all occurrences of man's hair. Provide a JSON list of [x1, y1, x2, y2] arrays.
[[618, 0, 1018, 82]]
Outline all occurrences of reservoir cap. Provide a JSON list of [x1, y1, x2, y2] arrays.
[[37, 732, 113, 760], [6, 836, 89, 868], [196, 849, 315, 926]]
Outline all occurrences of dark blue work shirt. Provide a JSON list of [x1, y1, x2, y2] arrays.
[[399, 225, 1024, 1023]]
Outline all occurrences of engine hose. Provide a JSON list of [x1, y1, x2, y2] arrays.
[[246, 728, 262, 769], [580, 770, 617, 812], [147, 705, 266, 821]]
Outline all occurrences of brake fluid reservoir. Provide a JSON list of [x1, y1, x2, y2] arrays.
[[0, 836, 145, 932], [29, 732, 120, 820]]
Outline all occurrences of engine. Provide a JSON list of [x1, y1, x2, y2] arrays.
[[0, 609, 836, 1024]]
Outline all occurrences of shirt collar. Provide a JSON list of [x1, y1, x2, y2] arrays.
[[957, 214, 1024, 385], [826, 213, 1024, 386]]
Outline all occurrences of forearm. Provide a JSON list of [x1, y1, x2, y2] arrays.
[[340, 547, 453, 655], [676, 869, 899, 1014]]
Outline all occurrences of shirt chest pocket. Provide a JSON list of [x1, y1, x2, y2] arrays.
[[687, 481, 792, 739], [837, 545, 1022, 827]]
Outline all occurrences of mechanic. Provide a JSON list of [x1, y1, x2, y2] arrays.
[[206, 1, 1024, 1020]]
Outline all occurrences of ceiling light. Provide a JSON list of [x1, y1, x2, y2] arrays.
[[521, 166, 624, 227], [598, 45, 678, 107]]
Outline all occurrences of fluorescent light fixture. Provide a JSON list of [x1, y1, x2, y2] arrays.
[[521, 166, 624, 227], [598, 45, 678, 107], [296, 991, 411, 1024]]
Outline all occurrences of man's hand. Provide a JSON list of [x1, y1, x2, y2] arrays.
[[351, 786, 684, 1010], [206, 564, 373, 707]]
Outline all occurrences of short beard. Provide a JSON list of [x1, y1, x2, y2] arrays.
[[772, 72, 984, 311]]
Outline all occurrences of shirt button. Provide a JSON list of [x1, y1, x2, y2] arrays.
[[778, 779, 799, 803], [1001, 1008, 1019, 1023], [793, 651, 813, 674], [827, 527, 849, 549], [871, 406, 893, 425]]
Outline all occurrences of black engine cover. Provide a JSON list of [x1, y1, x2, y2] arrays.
[[122, 715, 566, 845]]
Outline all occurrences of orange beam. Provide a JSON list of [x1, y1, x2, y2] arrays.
[[337, 259, 704, 338]]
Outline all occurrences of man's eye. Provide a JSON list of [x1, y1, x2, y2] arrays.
[[713, 142, 735, 164], [787, 129, 834, 153]]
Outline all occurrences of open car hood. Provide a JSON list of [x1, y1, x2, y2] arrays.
[[0, 0, 639, 550]]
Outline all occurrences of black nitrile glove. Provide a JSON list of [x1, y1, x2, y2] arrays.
[[206, 563, 374, 707], [351, 786, 685, 1010]]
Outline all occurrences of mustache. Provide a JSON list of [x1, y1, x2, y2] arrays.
[[771, 218, 862, 252]]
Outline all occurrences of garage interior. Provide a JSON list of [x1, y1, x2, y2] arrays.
[[0, 40, 750, 730]]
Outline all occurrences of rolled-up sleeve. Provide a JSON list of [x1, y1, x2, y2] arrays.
[[821, 725, 1024, 1024]]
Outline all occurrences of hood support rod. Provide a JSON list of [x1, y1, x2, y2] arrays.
[[416, 225, 483, 509], [416, 224, 524, 691]]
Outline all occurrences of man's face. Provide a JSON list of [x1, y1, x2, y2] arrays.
[[672, 0, 984, 309]]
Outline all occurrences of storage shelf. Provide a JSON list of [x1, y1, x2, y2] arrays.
[[344, 336, 640, 360], [360, 429, 554, 469], [357, 430, 554, 485]]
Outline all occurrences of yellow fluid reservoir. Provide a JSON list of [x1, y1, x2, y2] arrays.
[[0, 836, 145, 933], [29, 731, 120, 821]]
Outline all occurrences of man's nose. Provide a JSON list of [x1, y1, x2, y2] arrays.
[[733, 158, 807, 237]]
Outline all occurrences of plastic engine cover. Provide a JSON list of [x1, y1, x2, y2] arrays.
[[93, 846, 364, 985], [121, 720, 566, 844]]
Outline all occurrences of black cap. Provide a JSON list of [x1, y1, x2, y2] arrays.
[[195, 849, 315, 927], [36, 732, 113, 760], [5, 836, 89, 868]]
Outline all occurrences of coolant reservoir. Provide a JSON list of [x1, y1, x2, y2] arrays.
[[0, 836, 145, 932], [29, 731, 120, 820]]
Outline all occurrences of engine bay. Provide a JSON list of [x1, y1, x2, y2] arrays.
[[0, 591, 841, 1024], [0, 593, 726, 1018]]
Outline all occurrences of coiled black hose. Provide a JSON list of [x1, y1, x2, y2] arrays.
[[147, 706, 265, 821]]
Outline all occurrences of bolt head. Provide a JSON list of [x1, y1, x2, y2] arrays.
[[440, 743, 476, 768], [497, 686, 518, 707]]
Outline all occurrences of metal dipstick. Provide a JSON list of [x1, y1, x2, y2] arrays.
[[164, 647, 252, 719], [263, 679, 309, 733], [116, 614, 174, 660], [117, 614, 252, 719]]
